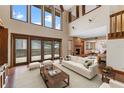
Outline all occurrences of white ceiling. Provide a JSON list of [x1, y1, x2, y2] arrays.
[[69, 6, 109, 38], [70, 25, 108, 38]]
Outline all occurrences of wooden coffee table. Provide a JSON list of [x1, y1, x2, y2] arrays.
[[40, 65, 69, 88]]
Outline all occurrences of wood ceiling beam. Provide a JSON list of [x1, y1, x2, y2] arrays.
[[60, 5, 64, 12], [68, 12, 72, 23], [82, 5, 85, 16], [76, 5, 79, 18]]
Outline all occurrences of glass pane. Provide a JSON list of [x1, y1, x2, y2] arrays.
[[122, 14, 124, 31], [44, 41, 52, 59], [111, 17, 116, 33], [45, 11, 52, 28], [31, 5, 42, 25], [15, 39, 27, 64], [54, 41, 60, 58], [116, 15, 121, 32], [12, 5, 27, 22], [55, 15, 61, 30], [31, 40, 41, 61]]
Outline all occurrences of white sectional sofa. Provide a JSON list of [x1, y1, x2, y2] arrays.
[[100, 79, 124, 88], [62, 55, 98, 79]]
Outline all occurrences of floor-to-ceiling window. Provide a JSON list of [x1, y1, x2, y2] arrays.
[[44, 41, 52, 60], [15, 39, 28, 65], [12, 34, 61, 66], [31, 40, 41, 62], [54, 41, 61, 58]]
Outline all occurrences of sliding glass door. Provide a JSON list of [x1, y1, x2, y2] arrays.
[[31, 40, 41, 62], [12, 34, 62, 66], [44, 41, 52, 60], [15, 39, 28, 65], [54, 41, 61, 58]]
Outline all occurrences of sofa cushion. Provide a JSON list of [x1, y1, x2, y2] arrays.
[[63, 61, 89, 72], [77, 57, 86, 63], [70, 55, 78, 62]]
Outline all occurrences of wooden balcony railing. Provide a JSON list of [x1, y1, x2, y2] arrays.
[[109, 10, 124, 39]]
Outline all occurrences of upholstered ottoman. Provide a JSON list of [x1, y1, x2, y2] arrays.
[[28, 62, 41, 70]]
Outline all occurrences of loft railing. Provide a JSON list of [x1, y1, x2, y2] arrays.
[[109, 10, 124, 39], [68, 5, 101, 23]]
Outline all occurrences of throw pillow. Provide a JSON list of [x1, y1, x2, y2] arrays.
[[83, 60, 93, 69], [65, 55, 71, 61]]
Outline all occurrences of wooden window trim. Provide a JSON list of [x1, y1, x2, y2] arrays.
[[30, 38, 42, 63], [13, 37, 29, 66], [68, 12, 72, 23], [10, 5, 28, 23], [76, 6, 79, 18], [82, 5, 85, 16], [11, 33, 62, 67]]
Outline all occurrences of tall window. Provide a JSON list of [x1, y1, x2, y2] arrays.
[[44, 41, 52, 59], [31, 40, 41, 61], [11, 5, 27, 22], [54, 41, 61, 58], [15, 39, 28, 64], [55, 9, 62, 30], [31, 5, 42, 25], [44, 6, 53, 28]]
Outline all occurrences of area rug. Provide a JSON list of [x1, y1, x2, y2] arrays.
[[13, 63, 102, 88]]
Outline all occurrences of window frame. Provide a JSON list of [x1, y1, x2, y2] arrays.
[[53, 40, 61, 59], [30, 5, 43, 26], [10, 5, 28, 23], [43, 40, 53, 60], [44, 6, 54, 29], [30, 38, 42, 62], [54, 8, 62, 31]]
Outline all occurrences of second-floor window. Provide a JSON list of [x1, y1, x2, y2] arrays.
[[11, 5, 27, 22], [55, 9, 62, 30], [44, 6, 53, 28], [31, 5, 42, 25]]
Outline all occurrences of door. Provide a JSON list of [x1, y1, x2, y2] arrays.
[[31, 39, 42, 62], [44, 41, 52, 60], [14, 38, 28, 65]]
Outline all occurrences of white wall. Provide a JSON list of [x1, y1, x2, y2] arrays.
[[69, 6, 109, 38], [0, 5, 69, 66], [107, 6, 124, 71], [107, 39, 124, 71]]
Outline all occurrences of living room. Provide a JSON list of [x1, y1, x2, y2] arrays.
[[0, 1, 124, 92]]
